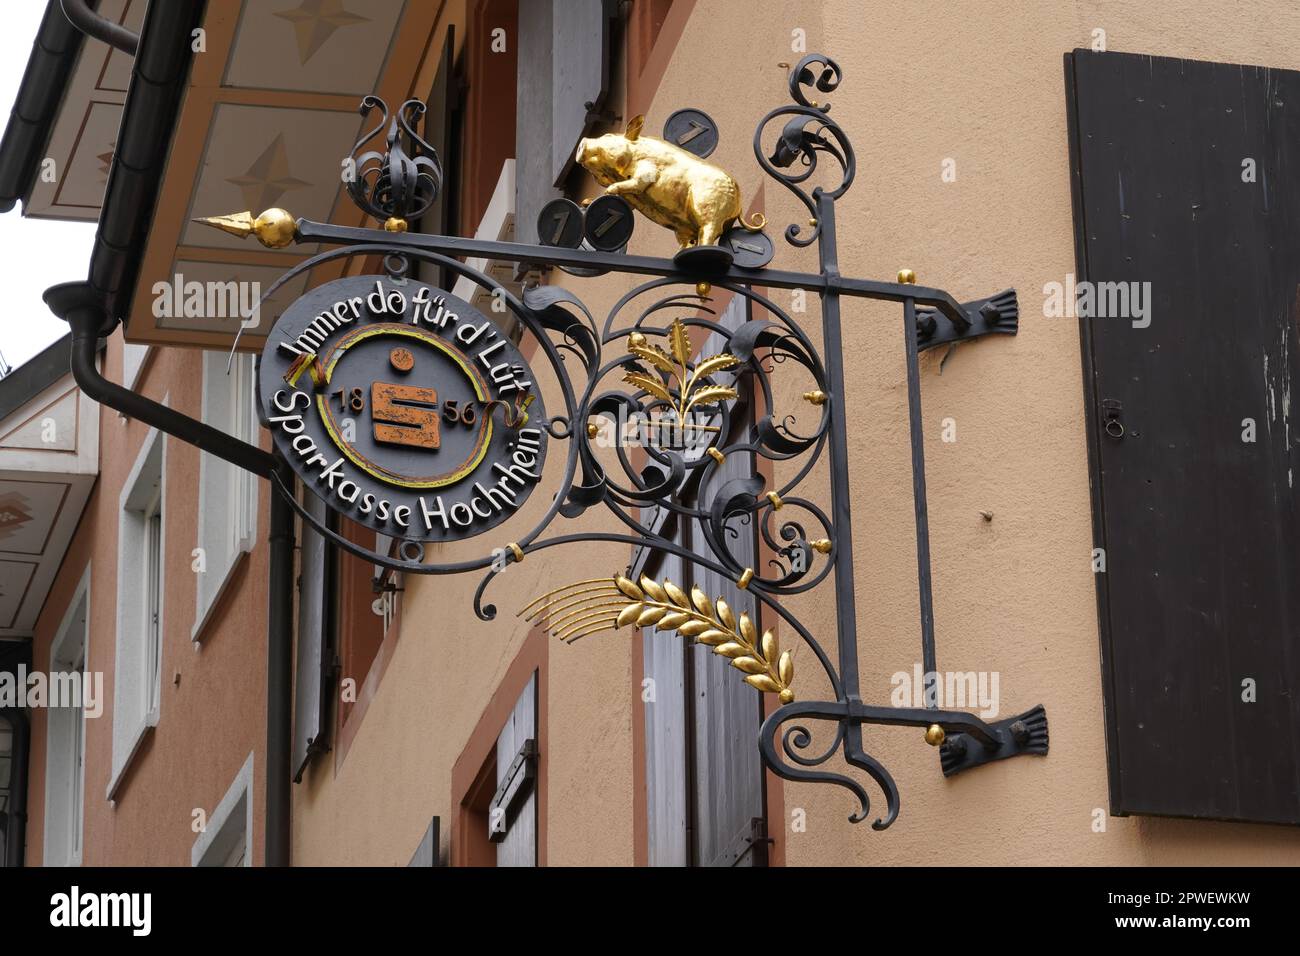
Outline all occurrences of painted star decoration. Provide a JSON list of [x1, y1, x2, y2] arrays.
[[274, 0, 370, 64], [226, 133, 311, 213]]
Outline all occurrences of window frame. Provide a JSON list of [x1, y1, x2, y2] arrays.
[[108, 424, 166, 800], [193, 351, 259, 641], [191, 752, 253, 867], [43, 564, 90, 866]]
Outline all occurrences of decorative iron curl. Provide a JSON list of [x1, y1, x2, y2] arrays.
[[346, 96, 443, 223], [753, 54, 855, 247], [759, 701, 903, 829]]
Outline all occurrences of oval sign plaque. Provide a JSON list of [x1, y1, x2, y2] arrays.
[[258, 275, 547, 543]]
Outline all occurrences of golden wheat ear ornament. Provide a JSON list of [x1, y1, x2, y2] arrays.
[[621, 317, 739, 428], [520, 573, 794, 703]]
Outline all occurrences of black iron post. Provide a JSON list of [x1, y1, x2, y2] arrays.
[[903, 296, 939, 690], [812, 193, 860, 703]]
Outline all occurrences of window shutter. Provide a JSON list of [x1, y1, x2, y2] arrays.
[[689, 387, 764, 865], [643, 545, 689, 867], [292, 494, 334, 782], [196, 352, 234, 631], [550, 0, 615, 186], [640, 295, 767, 866], [514, 1, 560, 246], [1067, 49, 1300, 824], [494, 673, 537, 866], [407, 817, 441, 867], [515, 1, 614, 244]]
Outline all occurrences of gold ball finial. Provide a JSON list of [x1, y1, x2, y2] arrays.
[[898, 268, 916, 285], [803, 389, 827, 406], [810, 538, 832, 554], [628, 331, 647, 349], [253, 208, 297, 248], [586, 422, 599, 439], [924, 723, 945, 747], [193, 208, 297, 248], [696, 281, 711, 297], [384, 217, 409, 233]]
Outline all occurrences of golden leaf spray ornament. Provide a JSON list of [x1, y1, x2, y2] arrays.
[[520, 574, 794, 703], [622, 318, 739, 425]]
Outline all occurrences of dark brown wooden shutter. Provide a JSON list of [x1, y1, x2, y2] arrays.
[[1067, 48, 1300, 824]]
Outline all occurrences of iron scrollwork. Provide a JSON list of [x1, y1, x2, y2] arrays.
[[201, 53, 1046, 829]]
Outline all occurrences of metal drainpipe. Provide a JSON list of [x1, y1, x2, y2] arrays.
[[265, 454, 294, 867], [59, 0, 139, 56], [45, 281, 294, 867]]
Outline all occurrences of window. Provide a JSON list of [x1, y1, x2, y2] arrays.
[[456, 674, 539, 867], [121, 341, 150, 392], [640, 295, 768, 866], [192, 753, 252, 867], [292, 494, 335, 781], [144, 494, 162, 716], [44, 567, 89, 866], [451, 637, 545, 867], [109, 426, 166, 798], [194, 351, 258, 639], [0, 715, 11, 865], [293, 508, 400, 780], [335, 517, 393, 730]]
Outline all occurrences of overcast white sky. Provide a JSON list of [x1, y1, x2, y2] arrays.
[[0, 3, 98, 372]]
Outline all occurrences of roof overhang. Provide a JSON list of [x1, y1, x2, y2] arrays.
[[0, 335, 100, 638], [122, 0, 450, 352]]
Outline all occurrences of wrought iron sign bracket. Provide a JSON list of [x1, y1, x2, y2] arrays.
[[201, 54, 1047, 831], [287, 219, 1015, 354]]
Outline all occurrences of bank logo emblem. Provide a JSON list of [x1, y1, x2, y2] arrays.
[[259, 275, 547, 542]]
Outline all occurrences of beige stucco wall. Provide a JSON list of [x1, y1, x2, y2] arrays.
[[292, 0, 1300, 865]]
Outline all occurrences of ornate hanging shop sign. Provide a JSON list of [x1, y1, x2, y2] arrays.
[[257, 275, 547, 542], [203, 57, 1047, 831]]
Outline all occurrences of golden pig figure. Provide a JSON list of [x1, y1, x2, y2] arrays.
[[576, 115, 765, 250]]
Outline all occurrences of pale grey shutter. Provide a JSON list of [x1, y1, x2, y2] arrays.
[[514, 2, 560, 246], [292, 495, 333, 782], [494, 674, 537, 866], [692, 295, 765, 867], [551, 0, 615, 185], [643, 544, 689, 866], [516, 1, 615, 244], [690, 452, 765, 867], [407, 817, 441, 866], [641, 296, 766, 866]]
